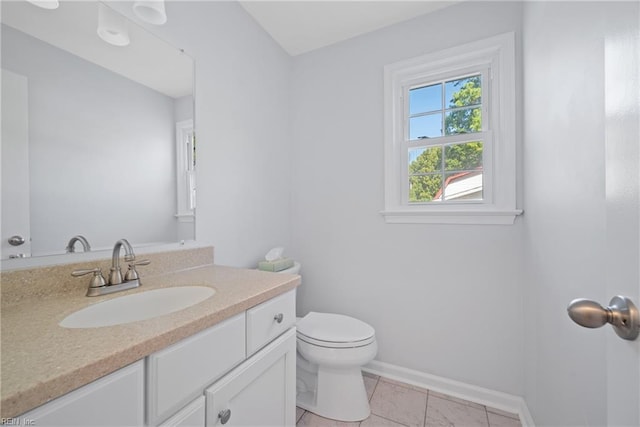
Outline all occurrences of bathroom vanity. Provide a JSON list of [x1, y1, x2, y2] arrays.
[[0, 246, 299, 426]]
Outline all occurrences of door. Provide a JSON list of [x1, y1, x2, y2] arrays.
[[1, 69, 31, 259], [603, 12, 640, 425]]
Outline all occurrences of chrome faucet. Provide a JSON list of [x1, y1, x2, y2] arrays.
[[109, 238, 136, 285], [66, 235, 91, 253], [71, 238, 150, 297]]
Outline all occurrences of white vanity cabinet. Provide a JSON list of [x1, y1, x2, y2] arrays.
[[22, 360, 144, 426], [148, 289, 297, 427], [16, 289, 297, 427]]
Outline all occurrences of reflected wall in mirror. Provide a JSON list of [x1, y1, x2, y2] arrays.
[[0, 0, 195, 260]]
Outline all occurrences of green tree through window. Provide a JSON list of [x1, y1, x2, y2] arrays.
[[409, 76, 483, 202]]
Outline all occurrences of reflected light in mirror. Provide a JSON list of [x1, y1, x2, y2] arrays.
[[25, 0, 59, 10], [97, 3, 130, 47], [133, 0, 167, 25]]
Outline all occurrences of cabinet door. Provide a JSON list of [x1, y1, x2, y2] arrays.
[[205, 328, 296, 427], [22, 360, 144, 427]]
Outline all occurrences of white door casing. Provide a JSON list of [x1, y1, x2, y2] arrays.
[[603, 5, 640, 425], [1, 69, 31, 260]]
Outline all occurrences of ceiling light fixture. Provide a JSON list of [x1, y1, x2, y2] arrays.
[[25, 0, 59, 10], [97, 3, 130, 47], [132, 0, 167, 25]]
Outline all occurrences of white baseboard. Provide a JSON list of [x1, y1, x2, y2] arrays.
[[363, 360, 535, 427]]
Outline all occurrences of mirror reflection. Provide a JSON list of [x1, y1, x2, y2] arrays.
[[1, 0, 195, 260]]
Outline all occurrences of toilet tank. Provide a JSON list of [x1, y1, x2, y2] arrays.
[[277, 262, 301, 275]]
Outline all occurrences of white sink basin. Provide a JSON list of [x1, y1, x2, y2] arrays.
[[60, 286, 216, 328]]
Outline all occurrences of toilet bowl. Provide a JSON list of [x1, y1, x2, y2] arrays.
[[271, 261, 377, 421], [295, 312, 377, 422]]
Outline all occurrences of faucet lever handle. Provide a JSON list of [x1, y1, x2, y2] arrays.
[[71, 268, 107, 289], [125, 259, 151, 281], [71, 267, 101, 277]]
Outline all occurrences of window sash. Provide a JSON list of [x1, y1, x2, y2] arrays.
[[176, 120, 195, 217], [400, 66, 490, 205], [403, 67, 490, 143], [401, 131, 492, 205]]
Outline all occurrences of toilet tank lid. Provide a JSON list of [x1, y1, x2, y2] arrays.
[[297, 312, 375, 343]]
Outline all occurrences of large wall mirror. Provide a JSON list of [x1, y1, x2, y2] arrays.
[[1, 0, 195, 261]]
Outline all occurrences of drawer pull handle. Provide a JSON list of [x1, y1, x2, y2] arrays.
[[274, 313, 284, 323], [219, 409, 231, 424]]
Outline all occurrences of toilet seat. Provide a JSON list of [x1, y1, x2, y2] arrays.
[[297, 312, 375, 348]]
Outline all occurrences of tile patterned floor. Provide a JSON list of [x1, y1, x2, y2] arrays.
[[296, 373, 522, 427]]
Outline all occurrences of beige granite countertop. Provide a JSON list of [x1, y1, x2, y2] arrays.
[[1, 258, 299, 418]]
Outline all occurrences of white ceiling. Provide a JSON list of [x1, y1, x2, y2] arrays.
[[238, 1, 459, 56], [1, 0, 193, 99]]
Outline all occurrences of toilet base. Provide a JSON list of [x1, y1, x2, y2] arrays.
[[296, 356, 371, 422]]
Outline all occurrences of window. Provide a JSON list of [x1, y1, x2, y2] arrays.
[[176, 119, 195, 222], [382, 33, 521, 224], [407, 73, 486, 203]]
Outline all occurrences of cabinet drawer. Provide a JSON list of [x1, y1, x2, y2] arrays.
[[23, 360, 144, 427], [246, 289, 296, 355], [147, 313, 246, 426]]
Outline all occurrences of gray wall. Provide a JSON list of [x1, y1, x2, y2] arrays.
[[289, 1, 525, 396], [2, 24, 178, 255]]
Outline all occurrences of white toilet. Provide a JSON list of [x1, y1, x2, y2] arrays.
[[276, 262, 378, 422], [296, 312, 377, 422]]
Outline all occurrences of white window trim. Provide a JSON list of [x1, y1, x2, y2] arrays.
[[382, 32, 522, 225], [175, 119, 195, 223]]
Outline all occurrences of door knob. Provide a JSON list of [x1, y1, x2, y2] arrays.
[[8, 235, 25, 246], [567, 295, 639, 340]]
